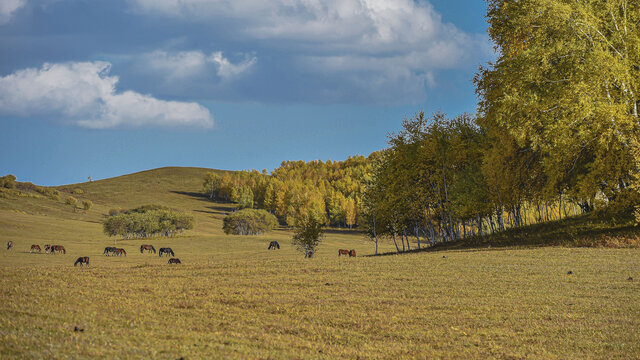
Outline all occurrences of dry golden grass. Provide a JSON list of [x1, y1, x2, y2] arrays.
[[0, 167, 639, 359]]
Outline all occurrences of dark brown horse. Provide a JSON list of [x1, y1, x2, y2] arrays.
[[168, 258, 181, 264], [349, 249, 356, 257], [115, 248, 126, 256], [140, 244, 156, 254], [74, 257, 90, 266], [159, 248, 174, 257], [7, 241, 13, 250], [338, 249, 350, 256], [103, 247, 116, 256], [50, 245, 66, 254], [268, 241, 280, 250], [30, 245, 42, 253]]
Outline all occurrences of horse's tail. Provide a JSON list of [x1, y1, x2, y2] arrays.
[[152, 245, 156, 253], [86, 257, 89, 266]]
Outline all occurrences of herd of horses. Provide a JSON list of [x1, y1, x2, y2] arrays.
[[8, 240, 357, 266]]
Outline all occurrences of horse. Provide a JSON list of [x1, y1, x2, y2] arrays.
[[50, 245, 66, 254], [268, 241, 280, 250], [159, 248, 174, 257], [140, 244, 156, 254], [74, 257, 90, 267], [338, 249, 350, 256], [115, 248, 126, 256], [7, 241, 13, 250], [349, 249, 356, 257], [103, 247, 117, 256], [30, 245, 42, 253], [168, 258, 181, 264]]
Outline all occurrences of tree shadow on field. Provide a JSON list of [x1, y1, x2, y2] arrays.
[[170, 190, 210, 202], [194, 205, 236, 216]]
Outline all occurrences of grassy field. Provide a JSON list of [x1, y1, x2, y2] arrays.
[[0, 167, 639, 359]]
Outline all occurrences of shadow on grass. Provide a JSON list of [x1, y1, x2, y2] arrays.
[[366, 213, 639, 257]]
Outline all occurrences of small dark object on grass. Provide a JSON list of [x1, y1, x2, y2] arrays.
[[74, 326, 84, 332], [324, 282, 332, 286], [628, 277, 633, 281], [442, 256, 446, 258], [567, 271, 573, 275]]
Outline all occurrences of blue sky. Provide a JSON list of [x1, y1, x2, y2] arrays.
[[0, 0, 493, 185]]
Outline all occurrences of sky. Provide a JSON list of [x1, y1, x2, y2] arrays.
[[0, 0, 493, 186]]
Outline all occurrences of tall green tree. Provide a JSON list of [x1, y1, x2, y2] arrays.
[[476, 0, 640, 220]]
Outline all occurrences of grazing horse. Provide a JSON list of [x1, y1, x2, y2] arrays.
[[115, 248, 126, 256], [159, 248, 174, 257], [168, 258, 181, 264], [349, 249, 356, 257], [140, 244, 156, 254], [7, 241, 13, 250], [50, 245, 66, 254], [74, 257, 90, 267], [30, 245, 42, 253], [268, 241, 280, 250], [103, 247, 117, 256], [338, 249, 350, 256]]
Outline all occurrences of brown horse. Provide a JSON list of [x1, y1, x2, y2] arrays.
[[140, 245, 156, 254], [115, 248, 126, 256], [349, 249, 356, 257], [74, 257, 90, 266], [30, 245, 42, 253], [338, 249, 350, 256], [7, 241, 13, 250], [168, 258, 181, 264], [50, 245, 66, 254]]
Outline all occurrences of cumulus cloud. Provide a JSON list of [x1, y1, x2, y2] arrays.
[[0, 61, 214, 129], [128, 0, 492, 103], [143, 50, 256, 80], [0, 0, 26, 24]]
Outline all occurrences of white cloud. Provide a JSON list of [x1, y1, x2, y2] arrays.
[[0, 61, 214, 129], [208, 52, 257, 79], [128, 0, 492, 103], [142, 50, 256, 80], [0, 0, 26, 24]]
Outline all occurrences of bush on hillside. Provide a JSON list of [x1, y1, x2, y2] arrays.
[[103, 205, 195, 239], [223, 209, 278, 235], [0, 175, 16, 189]]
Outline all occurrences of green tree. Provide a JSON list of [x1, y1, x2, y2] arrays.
[[291, 209, 325, 258], [202, 172, 222, 200], [476, 0, 640, 220]]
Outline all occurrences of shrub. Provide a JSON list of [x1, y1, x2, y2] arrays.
[[0, 175, 16, 189], [103, 206, 195, 239], [66, 196, 78, 211], [72, 188, 84, 195], [223, 209, 278, 235], [82, 199, 93, 211]]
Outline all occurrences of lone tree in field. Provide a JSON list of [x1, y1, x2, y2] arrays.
[[291, 209, 325, 258]]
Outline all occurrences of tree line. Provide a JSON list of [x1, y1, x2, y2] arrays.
[[203, 156, 374, 228]]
